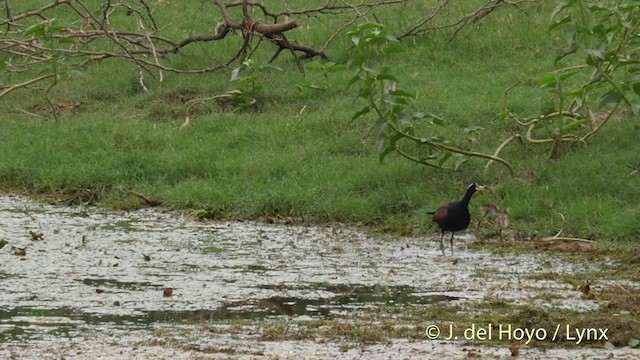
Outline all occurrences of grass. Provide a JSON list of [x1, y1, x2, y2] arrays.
[[1, 1, 639, 247]]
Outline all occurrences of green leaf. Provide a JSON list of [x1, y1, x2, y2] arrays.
[[362, 63, 381, 75], [328, 63, 347, 73], [548, 15, 572, 31], [560, 119, 588, 132], [295, 81, 325, 91], [350, 34, 361, 47], [305, 60, 322, 70], [230, 67, 242, 82], [376, 73, 399, 82], [422, 112, 445, 125], [598, 90, 623, 107], [352, 105, 371, 121], [353, 22, 385, 32], [346, 74, 362, 89], [238, 75, 257, 84], [586, 47, 605, 61], [388, 89, 415, 98], [0, 58, 5, 70], [551, 0, 575, 20], [259, 64, 283, 72], [463, 126, 484, 134], [624, 73, 640, 84], [631, 101, 640, 118], [453, 155, 467, 171], [383, 43, 405, 55], [437, 152, 452, 168], [47, 24, 66, 34], [24, 22, 47, 37], [555, 43, 578, 64], [398, 112, 414, 128], [629, 338, 640, 348], [634, 83, 640, 97], [372, 117, 388, 148]]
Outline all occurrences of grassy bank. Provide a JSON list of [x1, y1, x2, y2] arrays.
[[1, 1, 639, 245]]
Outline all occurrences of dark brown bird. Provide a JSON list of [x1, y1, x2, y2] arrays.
[[428, 183, 483, 255]]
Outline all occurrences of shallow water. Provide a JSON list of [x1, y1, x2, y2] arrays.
[[0, 194, 637, 359]]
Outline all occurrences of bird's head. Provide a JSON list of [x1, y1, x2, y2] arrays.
[[467, 182, 485, 196]]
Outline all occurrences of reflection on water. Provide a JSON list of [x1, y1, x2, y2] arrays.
[[0, 282, 461, 342]]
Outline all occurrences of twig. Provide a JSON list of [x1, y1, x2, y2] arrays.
[[0, 73, 56, 99], [127, 190, 162, 206], [539, 236, 596, 244], [614, 284, 635, 299], [397, 0, 448, 40]]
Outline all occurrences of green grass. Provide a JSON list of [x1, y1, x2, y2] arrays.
[[1, 1, 639, 245]]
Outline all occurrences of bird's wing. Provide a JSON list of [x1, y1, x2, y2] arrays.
[[431, 206, 448, 222]]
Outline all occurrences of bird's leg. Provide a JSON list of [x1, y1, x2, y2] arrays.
[[449, 232, 455, 255], [439, 232, 445, 256], [477, 213, 488, 228]]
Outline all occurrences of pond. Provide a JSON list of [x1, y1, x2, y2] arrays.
[[0, 194, 637, 359]]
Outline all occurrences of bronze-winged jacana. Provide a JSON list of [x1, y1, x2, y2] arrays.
[[428, 182, 483, 255]]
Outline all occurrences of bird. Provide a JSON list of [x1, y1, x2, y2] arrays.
[[477, 203, 500, 228], [428, 182, 483, 255], [477, 203, 511, 239], [494, 207, 510, 240]]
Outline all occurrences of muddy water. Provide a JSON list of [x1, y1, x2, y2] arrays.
[[0, 194, 637, 359]]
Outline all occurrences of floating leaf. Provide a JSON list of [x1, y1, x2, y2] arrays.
[[29, 230, 44, 241], [12, 246, 26, 256]]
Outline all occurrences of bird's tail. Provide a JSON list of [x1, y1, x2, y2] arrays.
[[427, 211, 435, 215]]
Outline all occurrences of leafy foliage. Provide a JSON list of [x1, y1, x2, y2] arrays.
[[504, 0, 640, 159], [346, 22, 512, 173]]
